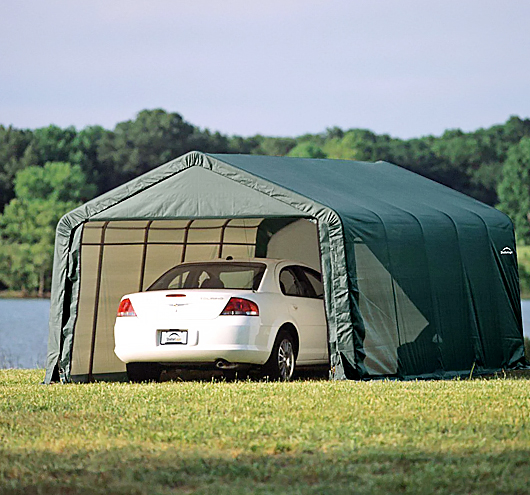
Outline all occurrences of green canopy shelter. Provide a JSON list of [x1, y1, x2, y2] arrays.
[[44, 152, 525, 383]]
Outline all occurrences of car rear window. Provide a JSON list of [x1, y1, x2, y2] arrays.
[[148, 262, 266, 291]]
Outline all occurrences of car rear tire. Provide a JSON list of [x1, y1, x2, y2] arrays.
[[126, 362, 162, 383], [263, 330, 296, 381]]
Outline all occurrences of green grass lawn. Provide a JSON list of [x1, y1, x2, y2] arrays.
[[1, 370, 529, 495]]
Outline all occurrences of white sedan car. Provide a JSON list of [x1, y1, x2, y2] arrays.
[[114, 258, 328, 381]]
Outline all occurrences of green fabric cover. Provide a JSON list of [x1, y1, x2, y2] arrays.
[[44, 152, 525, 383]]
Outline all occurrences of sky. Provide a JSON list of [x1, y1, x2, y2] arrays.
[[1, 0, 529, 139]]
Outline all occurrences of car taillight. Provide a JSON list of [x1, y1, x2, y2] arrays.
[[221, 297, 259, 316], [117, 298, 137, 317]]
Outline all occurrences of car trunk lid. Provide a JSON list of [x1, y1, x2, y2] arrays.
[[127, 290, 234, 321]]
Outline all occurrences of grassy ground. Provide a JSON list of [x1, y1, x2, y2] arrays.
[[1, 370, 530, 494]]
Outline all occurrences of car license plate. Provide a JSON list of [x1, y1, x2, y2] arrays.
[[160, 330, 188, 345]]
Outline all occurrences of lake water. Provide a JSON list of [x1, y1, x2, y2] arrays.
[[0, 299, 50, 369], [0, 298, 529, 369]]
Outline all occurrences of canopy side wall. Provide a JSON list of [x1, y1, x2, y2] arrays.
[[209, 154, 524, 378], [375, 161, 523, 375], [346, 162, 524, 377]]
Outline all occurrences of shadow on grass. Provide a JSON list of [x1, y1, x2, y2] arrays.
[[1, 447, 529, 495], [160, 366, 330, 383]]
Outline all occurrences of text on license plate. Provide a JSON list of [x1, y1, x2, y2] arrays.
[[160, 330, 188, 345]]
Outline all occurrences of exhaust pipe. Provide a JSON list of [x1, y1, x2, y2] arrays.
[[215, 359, 238, 370]]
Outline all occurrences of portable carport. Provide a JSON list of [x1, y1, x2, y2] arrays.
[[44, 152, 525, 383]]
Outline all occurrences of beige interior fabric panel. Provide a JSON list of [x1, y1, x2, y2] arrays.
[[221, 244, 256, 259], [187, 227, 222, 244], [71, 244, 100, 376], [148, 221, 187, 243], [104, 221, 148, 243], [223, 226, 259, 244], [92, 245, 143, 374], [142, 244, 184, 290], [354, 243, 399, 375], [227, 218, 263, 228], [81, 222, 105, 244], [190, 219, 228, 228], [267, 219, 321, 270], [183, 245, 220, 262], [72, 217, 271, 377]]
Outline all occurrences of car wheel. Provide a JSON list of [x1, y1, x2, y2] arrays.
[[263, 330, 296, 381], [126, 362, 162, 383]]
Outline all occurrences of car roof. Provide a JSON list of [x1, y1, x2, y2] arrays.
[[175, 258, 317, 270]]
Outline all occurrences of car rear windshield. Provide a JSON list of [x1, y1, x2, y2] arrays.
[[148, 262, 267, 291]]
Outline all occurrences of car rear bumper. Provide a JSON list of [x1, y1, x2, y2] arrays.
[[114, 316, 272, 365]]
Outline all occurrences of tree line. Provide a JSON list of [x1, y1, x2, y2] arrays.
[[1, 109, 530, 295]]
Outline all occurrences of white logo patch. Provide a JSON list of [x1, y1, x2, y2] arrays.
[[500, 247, 513, 255]]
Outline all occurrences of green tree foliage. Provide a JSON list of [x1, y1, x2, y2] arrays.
[[67, 125, 111, 194], [0, 162, 95, 295], [32, 125, 77, 164], [497, 137, 530, 242], [97, 109, 231, 191], [0, 126, 34, 210], [3, 111, 528, 216], [322, 129, 388, 161], [288, 142, 327, 159], [0, 124, 104, 212], [96, 109, 194, 189], [249, 136, 298, 156], [1, 111, 530, 294], [227, 135, 261, 154]]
